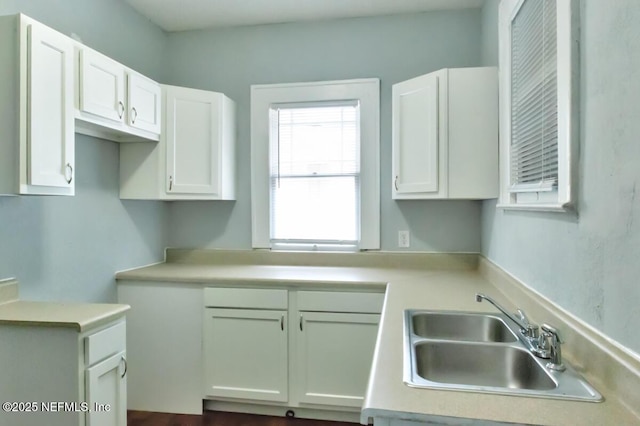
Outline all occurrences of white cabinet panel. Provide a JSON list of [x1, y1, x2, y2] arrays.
[[203, 308, 288, 402], [127, 72, 161, 134], [28, 22, 74, 188], [85, 351, 127, 426], [393, 73, 439, 195], [79, 48, 125, 123], [12, 15, 75, 195], [392, 67, 498, 200], [165, 86, 235, 198], [296, 311, 380, 407], [85, 321, 126, 366], [117, 282, 202, 414], [297, 290, 384, 314], [166, 87, 219, 195], [204, 287, 288, 309]]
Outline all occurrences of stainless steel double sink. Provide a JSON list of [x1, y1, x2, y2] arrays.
[[403, 310, 603, 401]]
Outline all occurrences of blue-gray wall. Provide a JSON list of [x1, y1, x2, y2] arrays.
[[4, 0, 638, 358], [163, 11, 485, 252], [0, 0, 166, 80], [480, 0, 640, 355], [0, 0, 168, 302]]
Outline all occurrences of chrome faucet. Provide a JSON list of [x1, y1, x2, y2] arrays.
[[475, 293, 568, 369], [475, 293, 547, 357], [475, 293, 539, 341]]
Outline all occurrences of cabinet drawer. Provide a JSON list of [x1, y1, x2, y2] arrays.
[[297, 291, 384, 314], [85, 321, 126, 366], [204, 287, 287, 309]]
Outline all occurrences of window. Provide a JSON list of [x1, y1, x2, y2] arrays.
[[498, 0, 578, 211], [251, 79, 379, 250], [270, 103, 360, 249]]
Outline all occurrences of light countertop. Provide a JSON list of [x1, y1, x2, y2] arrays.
[[362, 273, 639, 425], [117, 262, 426, 289], [116, 256, 639, 425], [0, 279, 129, 332]]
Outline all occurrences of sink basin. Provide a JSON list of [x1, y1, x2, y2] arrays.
[[414, 341, 555, 390], [403, 309, 603, 401], [411, 311, 517, 343]]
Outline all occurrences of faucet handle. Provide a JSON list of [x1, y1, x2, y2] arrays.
[[541, 323, 566, 371], [517, 309, 530, 325], [517, 309, 539, 339], [523, 322, 540, 339]]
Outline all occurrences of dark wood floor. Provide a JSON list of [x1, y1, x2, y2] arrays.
[[127, 410, 356, 426]]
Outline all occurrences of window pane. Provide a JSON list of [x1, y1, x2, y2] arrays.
[[276, 106, 359, 176], [271, 176, 358, 241], [269, 104, 360, 244]]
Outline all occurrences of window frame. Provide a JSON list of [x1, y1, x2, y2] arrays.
[[250, 79, 380, 250], [498, 0, 580, 212]]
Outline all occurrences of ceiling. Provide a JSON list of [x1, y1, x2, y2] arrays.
[[125, 0, 484, 32]]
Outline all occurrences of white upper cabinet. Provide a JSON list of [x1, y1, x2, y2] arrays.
[[165, 85, 235, 198], [127, 72, 161, 134], [393, 72, 439, 196], [0, 14, 75, 196], [120, 85, 236, 200], [392, 67, 499, 200], [79, 48, 126, 123], [75, 45, 161, 142]]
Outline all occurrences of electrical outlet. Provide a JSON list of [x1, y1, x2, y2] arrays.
[[398, 230, 410, 248]]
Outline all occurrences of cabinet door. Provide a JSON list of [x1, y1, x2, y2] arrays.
[[203, 308, 288, 402], [296, 312, 380, 407], [79, 48, 126, 123], [27, 21, 74, 189], [392, 72, 439, 198], [165, 86, 221, 195], [85, 351, 127, 426], [127, 72, 161, 134]]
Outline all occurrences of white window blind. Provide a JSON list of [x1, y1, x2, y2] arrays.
[[269, 102, 360, 247], [510, 0, 558, 193]]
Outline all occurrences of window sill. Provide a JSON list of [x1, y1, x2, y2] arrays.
[[496, 203, 571, 213], [270, 242, 359, 252]]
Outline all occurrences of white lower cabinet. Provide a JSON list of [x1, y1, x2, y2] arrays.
[[118, 281, 384, 417], [85, 351, 127, 426], [296, 311, 380, 407], [0, 319, 127, 426], [203, 287, 383, 410], [203, 308, 288, 402], [203, 288, 289, 402]]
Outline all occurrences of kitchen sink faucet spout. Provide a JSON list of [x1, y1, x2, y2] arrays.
[[475, 293, 540, 343], [476, 293, 538, 337]]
